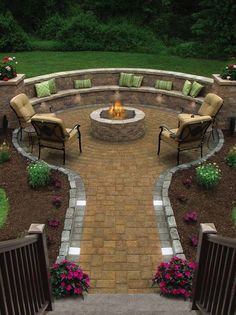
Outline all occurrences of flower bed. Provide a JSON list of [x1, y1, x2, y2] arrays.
[[169, 131, 236, 260]]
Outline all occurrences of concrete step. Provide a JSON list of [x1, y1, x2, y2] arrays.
[[46, 294, 199, 314]]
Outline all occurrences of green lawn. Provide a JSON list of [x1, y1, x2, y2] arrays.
[[1, 51, 235, 78]]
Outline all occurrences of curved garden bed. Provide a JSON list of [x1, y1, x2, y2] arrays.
[[0, 130, 70, 264], [168, 130, 236, 260]]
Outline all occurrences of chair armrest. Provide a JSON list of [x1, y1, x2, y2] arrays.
[[68, 124, 81, 134], [159, 125, 177, 138]]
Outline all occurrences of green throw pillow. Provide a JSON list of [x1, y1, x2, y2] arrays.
[[35, 81, 51, 98], [131, 75, 143, 87], [48, 78, 57, 94], [119, 73, 134, 87], [182, 80, 192, 96], [74, 79, 92, 89], [189, 81, 203, 98], [155, 80, 173, 91]]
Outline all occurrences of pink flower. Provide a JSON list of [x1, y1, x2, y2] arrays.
[[184, 271, 191, 278], [61, 281, 66, 288], [159, 281, 166, 288], [74, 287, 82, 295], [176, 272, 183, 278], [66, 284, 72, 291], [60, 273, 67, 279], [171, 288, 178, 295], [165, 273, 171, 279], [188, 262, 197, 269], [67, 271, 73, 280], [52, 263, 59, 268]]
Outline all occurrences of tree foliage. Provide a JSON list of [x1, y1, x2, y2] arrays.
[[0, 0, 235, 58]]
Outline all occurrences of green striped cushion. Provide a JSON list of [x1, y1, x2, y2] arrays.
[[131, 75, 143, 87], [35, 81, 51, 98], [189, 81, 203, 98], [119, 73, 134, 87], [74, 79, 92, 89], [155, 80, 173, 90], [182, 80, 192, 96], [48, 78, 57, 94]]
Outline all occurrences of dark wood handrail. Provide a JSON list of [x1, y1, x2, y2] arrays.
[[0, 234, 38, 252]]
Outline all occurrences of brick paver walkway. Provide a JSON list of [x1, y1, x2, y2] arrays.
[[36, 105, 200, 293]]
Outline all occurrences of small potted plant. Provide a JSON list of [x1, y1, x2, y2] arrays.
[[50, 260, 90, 298], [0, 56, 17, 81], [221, 64, 236, 81], [152, 256, 197, 299]]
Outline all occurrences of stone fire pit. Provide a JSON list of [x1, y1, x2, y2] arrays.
[[90, 107, 145, 141]]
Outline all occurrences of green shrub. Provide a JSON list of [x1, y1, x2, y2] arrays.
[[38, 14, 65, 40], [57, 12, 103, 51], [100, 21, 158, 53], [0, 188, 9, 228], [171, 42, 199, 58], [0, 12, 31, 52], [30, 39, 64, 51], [27, 161, 51, 188], [232, 206, 236, 226], [225, 145, 236, 167], [196, 163, 221, 189], [57, 12, 159, 53], [0, 141, 10, 163]]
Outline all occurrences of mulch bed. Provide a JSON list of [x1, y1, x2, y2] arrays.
[[169, 130, 236, 261], [1, 129, 235, 265], [0, 130, 70, 265]]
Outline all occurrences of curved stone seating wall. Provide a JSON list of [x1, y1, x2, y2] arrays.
[[1, 68, 235, 129]]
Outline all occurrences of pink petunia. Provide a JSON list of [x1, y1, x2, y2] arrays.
[[74, 287, 82, 295], [60, 273, 67, 279], [66, 284, 72, 291]]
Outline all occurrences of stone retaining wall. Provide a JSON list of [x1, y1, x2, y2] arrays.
[[0, 68, 235, 130]]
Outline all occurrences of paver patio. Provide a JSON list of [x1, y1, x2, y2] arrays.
[[29, 105, 204, 293]]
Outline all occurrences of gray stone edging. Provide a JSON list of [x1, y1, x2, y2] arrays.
[[11, 128, 85, 263], [154, 129, 224, 260]]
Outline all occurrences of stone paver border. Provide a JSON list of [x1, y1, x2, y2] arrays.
[[12, 108, 224, 264], [12, 128, 86, 262], [153, 129, 224, 260]]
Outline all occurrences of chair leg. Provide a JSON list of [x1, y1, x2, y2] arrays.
[[157, 136, 161, 155], [38, 145, 41, 160], [63, 149, 65, 165], [77, 125, 82, 153], [177, 149, 180, 165]]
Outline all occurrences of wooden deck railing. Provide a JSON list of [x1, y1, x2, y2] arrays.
[[192, 223, 236, 315], [0, 224, 53, 314]]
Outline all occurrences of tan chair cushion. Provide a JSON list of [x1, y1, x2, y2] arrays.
[[178, 113, 201, 125], [198, 93, 223, 117], [10, 93, 35, 123], [31, 115, 69, 139], [175, 115, 211, 138]]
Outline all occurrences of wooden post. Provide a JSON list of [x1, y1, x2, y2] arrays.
[[192, 223, 217, 310], [28, 224, 53, 311]]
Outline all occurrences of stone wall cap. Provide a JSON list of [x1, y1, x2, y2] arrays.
[[24, 68, 213, 85], [0, 73, 25, 86], [30, 85, 204, 106], [212, 74, 236, 86]]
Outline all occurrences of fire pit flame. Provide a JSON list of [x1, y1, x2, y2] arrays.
[[109, 100, 125, 118]]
